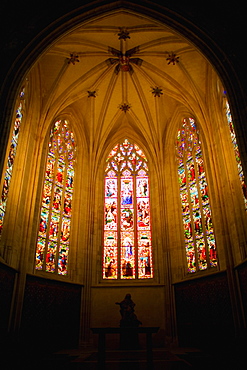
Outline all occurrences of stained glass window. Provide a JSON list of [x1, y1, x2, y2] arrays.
[[0, 87, 25, 239], [103, 139, 153, 279], [176, 118, 217, 273], [35, 120, 76, 275], [225, 99, 247, 210]]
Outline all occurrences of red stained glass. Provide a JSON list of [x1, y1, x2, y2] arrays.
[[176, 118, 217, 273], [103, 231, 118, 279], [121, 232, 135, 279], [35, 120, 76, 275], [0, 88, 25, 238], [103, 139, 153, 279], [225, 99, 247, 210]]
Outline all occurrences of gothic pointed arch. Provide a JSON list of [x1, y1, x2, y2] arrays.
[[176, 117, 217, 273], [103, 138, 153, 279], [35, 119, 76, 275], [0, 87, 26, 241], [224, 97, 247, 211]]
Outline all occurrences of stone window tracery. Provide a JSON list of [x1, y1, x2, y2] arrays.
[[103, 139, 153, 279], [35, 120, 76, 275], [176, 118, 217, 273], [0, 87, 25, 240]]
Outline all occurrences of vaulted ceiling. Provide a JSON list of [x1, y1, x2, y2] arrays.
[[32, 10, 215, 147]]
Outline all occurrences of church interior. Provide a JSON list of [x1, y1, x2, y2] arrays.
[[1, 1, 247, 369]]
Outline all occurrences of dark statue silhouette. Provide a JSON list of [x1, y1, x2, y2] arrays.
[[115, 293, 142, 328]]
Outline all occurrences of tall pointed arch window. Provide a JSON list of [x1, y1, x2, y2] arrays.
[[176, 118, 217, 273], [103, 139, 153, 280], [0, 87, 25, 239], [35, 120, 76, 275], [225, 99, 247, 210]]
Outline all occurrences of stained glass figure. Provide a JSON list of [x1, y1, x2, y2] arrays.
[[225, 99, 247, 210], [103, 139, 153, 279], [176, 118, 217, 273], [35, 120, 76, 275], [0, 88, 25, 239]]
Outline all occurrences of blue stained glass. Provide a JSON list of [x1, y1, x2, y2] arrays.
[[225, 99, 247, 210], [35, 120, 76, 275], [177, 118, 217, 273], [103, 139, 153, 279], [0, 89, 25, 239]]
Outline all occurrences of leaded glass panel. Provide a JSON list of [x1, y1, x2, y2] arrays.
[[225, 99, 247, 210], [103, 139, 153, 279], [176, 118, 217, 273], [0, 88, 25, 238], [35, 120, 76, 275]]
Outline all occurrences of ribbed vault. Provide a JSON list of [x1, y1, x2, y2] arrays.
[[33, 10, 213, 150]]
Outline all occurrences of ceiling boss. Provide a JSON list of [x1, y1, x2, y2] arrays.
[[106, 28, 143, 75]]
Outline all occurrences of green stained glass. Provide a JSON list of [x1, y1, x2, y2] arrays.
[[103, 139, 153, 279], [104, 231, 118, 279], [35, 120, 76, 275], [58, 244, 69, 275], [176, 118, 217, 273], [121, 232, 135, 279], [46, 241, 57, 272], [196, 238, 207, 270], [0, 88, 25, 238], [36, 237, 45, 270], [186, 242, 196, 273]]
